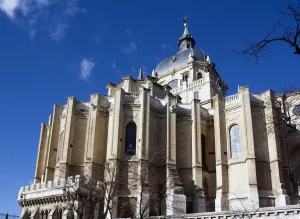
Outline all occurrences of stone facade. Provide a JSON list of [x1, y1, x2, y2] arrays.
[[18, 20, 300, 219]]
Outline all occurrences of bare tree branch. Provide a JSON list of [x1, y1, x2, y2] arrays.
[[237, 0, 300, 60]]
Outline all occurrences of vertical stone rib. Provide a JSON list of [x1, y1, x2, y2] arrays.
[[34, 123, 48, 184], [45, 105, 63, 181], [213, 95, 228, 211]]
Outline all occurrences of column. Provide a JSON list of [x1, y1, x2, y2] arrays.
[[264, 90, 290, 206], [213, 95, 229, 211], [191, 99, 205, 212], [166, 93, 186, 215]]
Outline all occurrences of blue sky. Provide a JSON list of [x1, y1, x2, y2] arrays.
[[0, 0, 299, 214]]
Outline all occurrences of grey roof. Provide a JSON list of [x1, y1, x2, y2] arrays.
[[154, 48, 206, 76]]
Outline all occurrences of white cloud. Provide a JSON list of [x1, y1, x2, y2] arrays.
[[122, 29, 137, 54], [122, 42, 137, 54], [80, 58, 95, 81], [125, 29, 134, 40], [50, 22, 68, 42], [131, 67, 136, 73], [161, 44, 173, 52], [0, 0, 19, 18], [112, 60, 116, 69], [0, 0, 83, 41], [94, 36, 101, 44]]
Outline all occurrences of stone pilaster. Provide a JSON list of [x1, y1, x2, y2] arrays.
[[44, 105, 64, 182], [84, 94, 105, 178], [213, 95, 229, 211], [106, 88, 124, 159], [166, 93, 186, 215], [56, 97, 76, 178], [34, 123, 49, 184], [191, 99, 205, 212], [264, 90, 290, 206], [40, 115, 53, 182], [239, 86, 259, 208], [138, 87, 150, 159]]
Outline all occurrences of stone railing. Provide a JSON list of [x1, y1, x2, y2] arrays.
[[187, 78, 205, 90], [225, 93, 239, 103], [18, 176, 80, 201], [180, 205, 300, 219], [125, 92, 139, 99], [170, 86, 185, 95], [170, 78, 206, 95]]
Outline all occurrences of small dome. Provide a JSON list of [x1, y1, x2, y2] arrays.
[[155, 48, 205, 76]]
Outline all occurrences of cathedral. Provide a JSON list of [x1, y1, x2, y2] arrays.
[[18, 18, 300, 219]]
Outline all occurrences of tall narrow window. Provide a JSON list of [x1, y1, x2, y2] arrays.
[[230, 125, 241, 158], [197, 72, 202, 79], [125, 122, 137, 155]]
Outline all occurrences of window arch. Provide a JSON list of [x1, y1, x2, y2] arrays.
[[168, 79, 179, 89], [125, 122, 137, 155], [230, 125, 241, 158]]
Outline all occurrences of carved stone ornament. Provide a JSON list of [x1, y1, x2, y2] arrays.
[[170, 56, 176, 63], [170, 105, 176, 113], [204, 63, 210, 72], [216, 78, 229, 95], [171, 68, 176, 76]]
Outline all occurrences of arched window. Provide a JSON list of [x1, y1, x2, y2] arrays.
[[125, 122, 137, 155], [168, 79, 178, 89], [230, 125, 241, 158], [197, 72, 202, 79]]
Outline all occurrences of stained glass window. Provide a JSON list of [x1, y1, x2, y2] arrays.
[[230, 125, 241, 158], [125, 122, 137, 155]]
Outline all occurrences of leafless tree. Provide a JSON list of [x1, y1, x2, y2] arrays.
[[61, 159, 122, 219], [263, 85, 300, 135], [123, 147, 174, 219], [60, 145, 183, 219], [238, 0, 300, 60]]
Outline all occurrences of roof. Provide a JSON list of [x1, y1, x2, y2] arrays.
[[154, 48, 206, 76]]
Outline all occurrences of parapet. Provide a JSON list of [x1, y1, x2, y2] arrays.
[[18, 175, 80, 202]]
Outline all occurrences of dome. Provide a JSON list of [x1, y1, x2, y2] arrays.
[[155, 48, 206, 76]]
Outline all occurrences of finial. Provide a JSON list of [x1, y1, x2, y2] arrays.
[[206, 55, 211, 64], [138, 66, 144, 80], [183, 14, 189, 28], [151, 69, 156, 77]]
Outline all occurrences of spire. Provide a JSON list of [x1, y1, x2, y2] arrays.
[[178, 15, 196, 51], [138, 66, 144, 80], [183, 25, 189, 35]]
